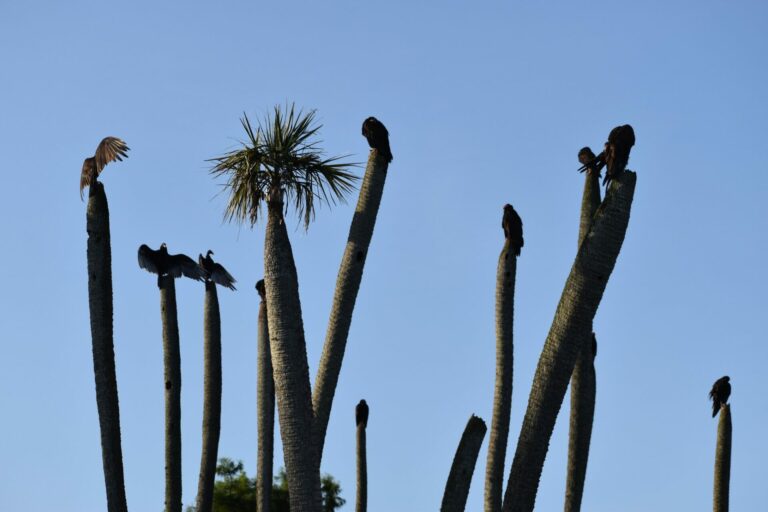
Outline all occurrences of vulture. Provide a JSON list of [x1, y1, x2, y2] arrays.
[[198, 250, 237, 290], [138, 243, 205, 286], [361, 117, 393, 163], [355, 399, 369, 429], [577, 146, 604, 177], [709, 376, 731, 418], [576, 124, 635, 186], [255, 279, 266, 301], [502, 204, 524, 256], [80, 137, 130, 199]]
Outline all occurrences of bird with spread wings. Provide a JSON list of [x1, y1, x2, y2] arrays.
[[80, 137, 130, 199], [198, 250, 237, 290], [138, 243, 205, 287]]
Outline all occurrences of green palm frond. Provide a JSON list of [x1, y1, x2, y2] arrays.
[[209, 104, 359, 228]]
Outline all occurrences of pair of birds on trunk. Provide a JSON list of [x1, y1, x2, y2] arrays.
[[138, 244, 237, 290], [577, 124, 635, 187]]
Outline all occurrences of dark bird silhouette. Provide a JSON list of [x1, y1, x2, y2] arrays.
[[709, 376, 731, 418], [603, 124, 635, 186], [255, 279, 266, 301], [80, 137, 130, 199], [362, 117, 393, 163], [577, 146, 604, 177], [198, 250, 237, 290], [356, 399, 369, 428], [502, 204, 524, 256], [138, 243, 205, 286]]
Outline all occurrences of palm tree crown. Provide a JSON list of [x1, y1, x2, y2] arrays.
[[209, 104, 358, 228]]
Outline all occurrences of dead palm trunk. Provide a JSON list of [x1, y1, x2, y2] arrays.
[[563, 168, 602, 512], [441, 415, 488, 512], [502, 172, 637, 512], [312, 150, 390, 468], [264, 195, 322, 512], [484, 239, 518, 512], [713, 404, 732, 512], [355, 400, 368, 512], [85, 182, 129, 512], [159, 275, 182, 512], [194, 282, 222, 512], [257, 291, 275, 512]]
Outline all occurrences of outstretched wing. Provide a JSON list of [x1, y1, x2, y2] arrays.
[[95, 137, 130, 174], [169, 253, 205, 281], [208, 262, 237, 290], [138, 244, 161, 274], [80, 158, 97, 200]]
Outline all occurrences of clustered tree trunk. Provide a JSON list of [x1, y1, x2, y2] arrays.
[[195, 282, 223, 512], [441, 415, 488, 512], [257, 291, 275, 512], [713, 404, 732, 512], [86, 181, 129, 512]]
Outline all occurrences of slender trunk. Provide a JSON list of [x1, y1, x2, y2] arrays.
[[502, 172, 637, 512], [713, 404, 732, 512], [356, 422, 367, 512], [484, 241, 517, 512], [86, 181, 129, 512], [441, 415, 487, 512], [160, 275, 182, 512], [257, 296, 275, 512], [195, 282, 222, 512], [312, 150, 390, 467], [563, 168, 602, 512], [264, 198, 322, 512]]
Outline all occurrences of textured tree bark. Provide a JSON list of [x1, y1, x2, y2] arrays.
[[484, 240, 518, 512], [264, 198, 322, 512], [502, 172, 637, 512], [563, 167, 602, 512], [713, 405, 732, 512], [312, 150, 390, 469], [160, 275, 182, 512], [257, 296, 275, 512], [86, 181, 129, 512], [195, 282, 222, 512], [355, 419, 367, 512], [441, 415, 488, 512]]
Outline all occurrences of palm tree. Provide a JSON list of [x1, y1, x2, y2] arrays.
[[210, 105, 357, 512], [441, 415, 487, 512], [713, 404, 732, 512], [355, 399, 369, 512], [85, 181, 129, 512], [256, 280, 275, 512], [502, 172, 637, 512]]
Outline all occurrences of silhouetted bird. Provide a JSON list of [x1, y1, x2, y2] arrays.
[[138, 243, 205, 287], [362, 117, 393, 163], [709, 376, 731, 418], [577, 147, 604, 177], [80, 137, 130, 199], [603, 124, 635, 186], [255, 280, 266, 301], [502, 204, 524, 256], [356, 399, 369, 429], [198, 250, 237, 290]]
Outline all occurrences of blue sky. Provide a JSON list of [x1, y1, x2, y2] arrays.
[[1, 1, 767, 511]]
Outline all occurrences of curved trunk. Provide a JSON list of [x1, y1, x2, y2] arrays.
[[484, 241, 518, 512], [355, 421, 367, 512], [563, 168, 602, 512], [502, 172, 637, 512], [713, 405, 732, 512], [86, 181, 129, 512], [441, 415, 488, 512], [264, 199, 321, 512], [312, 151, 390, 467], [195, 282, 222, 512], [257, 297, 275, 512], [160, 275, 182, 512]]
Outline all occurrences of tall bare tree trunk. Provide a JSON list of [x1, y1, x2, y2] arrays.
[[160, 275, 182, 512], [257, 292, 275, 512], [355, 410, 368, 512], [484, 239, 518, 512], [312, 150, 390, 468], [195, 282, 222, 512], [563, 167, 602, 512], [441, 415, 487, 512], [86, 181, 129, 512], [264, 196, 322, 512], [713, 404, 732, 512], [502, 172, 637, 512]]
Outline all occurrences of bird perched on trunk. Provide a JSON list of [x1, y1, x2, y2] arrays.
[[502, 204, 524, 256], [577, 147, 604, 177], [577, 124, 635, 187], [356, 399, 369, 429], [362, 117, 393, 163], [709, 376, 731, 418], [80, 137, 130, 199], [255, 279, 266, 301], [198, 250, 237, 290], [138, 243, 205, 287]]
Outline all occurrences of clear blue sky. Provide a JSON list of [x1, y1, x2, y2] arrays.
[[1, 2, 767, 511]]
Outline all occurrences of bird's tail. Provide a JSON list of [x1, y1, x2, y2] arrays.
[[712, 401, 719, 418]]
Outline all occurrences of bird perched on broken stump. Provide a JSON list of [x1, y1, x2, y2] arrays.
[[138, 243, 205, 287], [577, 124, 635, 187], [255, 279, 266, 301], [356, 399, 369, 429], [502, 204, 524, 257], [362, 117, 393, 163], [577, 146, 604, 177], [198, 250, 237, 290], [80, 137, 130, 199], [709, 376, 731, 418]]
